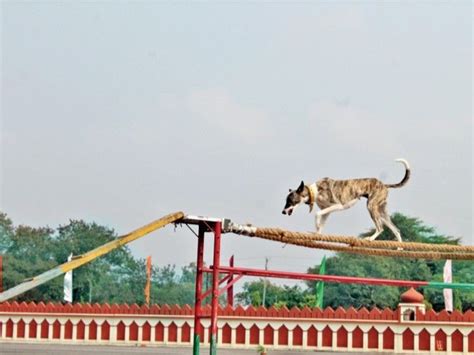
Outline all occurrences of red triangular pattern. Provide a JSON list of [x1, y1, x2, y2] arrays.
[[358, 307, 370, 319], [322, 307, 335, 318], [334, 306, 346, 319]]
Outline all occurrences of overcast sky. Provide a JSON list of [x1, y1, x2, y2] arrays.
[[1, 2, 472, 280]]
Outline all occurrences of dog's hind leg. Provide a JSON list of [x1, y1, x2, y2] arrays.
[[365, 223, 383, 241], [364, 198, 384, 241], [380, 208, 402, 243]]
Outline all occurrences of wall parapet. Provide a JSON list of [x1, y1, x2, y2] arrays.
[[1, 301, 473, 322]]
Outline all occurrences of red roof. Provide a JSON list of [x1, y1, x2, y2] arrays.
[[400, 287, 424, 303]]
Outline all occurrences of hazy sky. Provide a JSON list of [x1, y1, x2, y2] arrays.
[[1, 2, 472, 279]]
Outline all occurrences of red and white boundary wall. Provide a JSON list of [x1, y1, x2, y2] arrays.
[[0, 301, 473, 353]]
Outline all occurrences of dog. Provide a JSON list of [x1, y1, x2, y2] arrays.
[[281, 159, 410, 242]]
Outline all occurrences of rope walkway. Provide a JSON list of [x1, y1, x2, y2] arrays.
[[224, 222, 474, 260]]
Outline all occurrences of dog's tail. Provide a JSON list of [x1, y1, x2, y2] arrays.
[[385, 158, 410, 188]]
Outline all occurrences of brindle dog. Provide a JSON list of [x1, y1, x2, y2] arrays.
[[282, 159, 410, 241]]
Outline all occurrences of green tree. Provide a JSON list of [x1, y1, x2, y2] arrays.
[[0, 213, 148, 304], [236, 280, 318, 308], [53, 220, 147, 304], [0, 214, 60, 301], [0, 213, 14, 252], [151, 263, 214, 306]]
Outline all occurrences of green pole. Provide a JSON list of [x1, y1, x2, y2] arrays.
[[193, 334, 200, 355], [426, 281, 474, 290], [210, 334, 217, 355], [316, 255, 326, 308]]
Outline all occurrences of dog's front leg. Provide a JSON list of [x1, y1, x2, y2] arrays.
[[315, 213, 330, 233], [315, 200, 359, 233], [315, 204, 344, 233]]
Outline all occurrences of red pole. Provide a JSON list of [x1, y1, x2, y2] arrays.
[[193, 225, 205, 355], [208, 265, 430, 288], [227, 255, 234, 307], [209, 221, 221, 355], [200, 274, 232, 301], [144, 256, 152, 306]]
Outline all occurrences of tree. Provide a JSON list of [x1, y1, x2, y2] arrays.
[[151, 263, 214, 306], [236, 280, 318, 308], [0, 213, 148, 304], [1, 210, 208, 306], [0, 214, 60, 301], [53, 220, 148, 304]]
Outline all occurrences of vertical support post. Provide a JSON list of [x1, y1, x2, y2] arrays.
[[210, 221, 222, 355], [227, 255, 234, 307], [262, 257, 269, 307], [193, 225, 205, 355]]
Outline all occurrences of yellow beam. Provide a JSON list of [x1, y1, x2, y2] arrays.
[[60, 211, 184, 273]]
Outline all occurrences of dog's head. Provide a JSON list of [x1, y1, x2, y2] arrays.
[[282, 181, 306, 216]]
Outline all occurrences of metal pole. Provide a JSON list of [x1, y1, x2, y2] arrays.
[[226, 255, 234, 307], [193, 225, 205, 355], [209, 221, 221, 355], [144, 256, 152, 306], [262, 257, 268, 307], [208, 265, 474, 290]]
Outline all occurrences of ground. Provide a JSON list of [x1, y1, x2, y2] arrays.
[[0, 343, 390, 354]]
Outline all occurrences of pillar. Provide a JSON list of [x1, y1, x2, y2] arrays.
[[302, 329, 308, 349], [48, 323, 54, 341], [109, 324, 117, 342], [378, 331, 384, 351], [245, 327, 250, 347], [362, 330, 368, 351], [332, 330, 337, 350]]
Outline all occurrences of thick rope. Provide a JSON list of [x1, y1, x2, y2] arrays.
[[246, 232, 473, 260], [225, 223, 474, 260], [255, 228, 474, 253]]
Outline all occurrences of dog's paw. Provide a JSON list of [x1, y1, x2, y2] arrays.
[[397, 247, 403, 251]]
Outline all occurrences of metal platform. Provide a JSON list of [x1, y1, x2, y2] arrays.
[[177, 215, 224, 225], [176, 215, 256, 236]]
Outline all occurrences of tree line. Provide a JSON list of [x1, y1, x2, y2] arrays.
[[0, 212, 472, 311]]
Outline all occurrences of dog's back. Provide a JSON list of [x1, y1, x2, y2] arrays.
[[316, 177, 385, 207]]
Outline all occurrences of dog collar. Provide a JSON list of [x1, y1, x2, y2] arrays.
[[306, 184, 316, 213]]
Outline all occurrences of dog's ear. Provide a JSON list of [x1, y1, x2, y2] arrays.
[[297, 181, 305, 193]]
